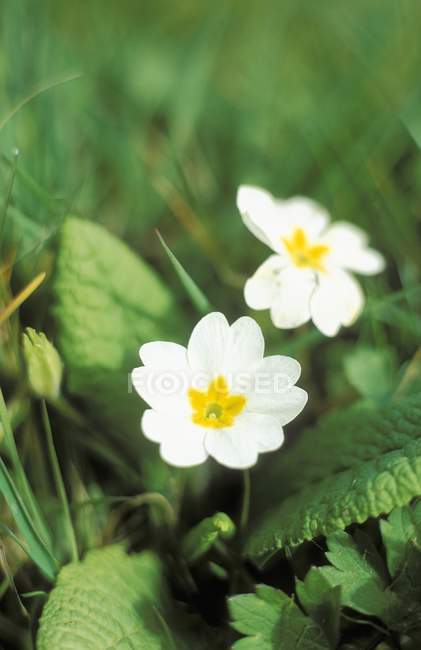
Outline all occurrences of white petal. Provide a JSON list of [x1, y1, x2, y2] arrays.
[[187, 312, 230, 374], [277, 196, 330, 239], [142, 410, 208, 467], [323, 221, 368, 248], [139, 341, 188, 368], [131, 366, 190, 415], [237, 185, 280, 250], [205, 419, 259, 469], [226, 316, 265, 374], [346, 248, 385, 275], [141, 409, 165, 442], [248, 354, 302, 395], [244, 255, 287, 310], [245, 370, 308, 421], [187, 311, 265, 380], [323, 222, 385, 276], [277, 386, 308, 425], [245, 413, 285, 452], [310, 269, 365, 337], [270, 266, 315, 329]]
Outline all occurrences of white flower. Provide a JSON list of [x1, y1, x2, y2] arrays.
[[131, 312, 307, 469], [237, 185, 386, 337]]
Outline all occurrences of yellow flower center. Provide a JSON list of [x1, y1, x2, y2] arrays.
[[283, 227, 330, 272], [188, 375, 246, 429]]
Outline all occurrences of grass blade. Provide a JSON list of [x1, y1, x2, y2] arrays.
[[0, 389, 51, 546], [156, 229, 211, 315], [0, 72, 82, 132], [0, 272, 46, 326], [0, 457, 57, 580]]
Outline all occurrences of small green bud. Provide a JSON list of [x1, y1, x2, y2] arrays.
[[182, 512, 236, 565], [22, 328, 63, 400]]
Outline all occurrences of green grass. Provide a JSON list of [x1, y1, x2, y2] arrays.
[[1, 0, 421, 647]]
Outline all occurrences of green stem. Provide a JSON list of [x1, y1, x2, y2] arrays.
[[240, 469, 251, 533], [41, 399, 79, 563]]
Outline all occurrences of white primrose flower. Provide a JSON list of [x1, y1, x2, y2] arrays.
[[237, 185, 386, 337], [131, 312, 307, 469]]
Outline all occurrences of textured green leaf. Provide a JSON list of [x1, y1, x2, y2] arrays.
[[229, 584, 330, 650], [380, 502, 421, 602], [296, 568, 341, 649], [318, 531, 397, 622], [52, 217, 176, 440], [36, 545, 198, 649], [247, 395, 421, 557]]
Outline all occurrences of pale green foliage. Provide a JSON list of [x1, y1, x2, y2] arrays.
[[37, 546, 198, 649], [381, 501, 421, 579], [319, 531, 397, 623], [53, 217, 175, 435], [246, 396, 421, 557], [52, 217, 180, 496], [22, 328, 63, 400], [316, 504, 421, 633], [344, 345, 397, 400], [380, 501, 421, 611], [229, 584, 330, 650], [296, 569, 341, 649]]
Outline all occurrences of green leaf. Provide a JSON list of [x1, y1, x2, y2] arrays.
[[318, 531, 398, 623], [380, 502, 421, 602], [247, 395, 421, 558], [229, 584, 330, 650], [37, 545, 202, 649], [344, 345, 397, 400], [296, 568, 341, 649], [52, 217, 183, 497], [53, 217, 176, 433]]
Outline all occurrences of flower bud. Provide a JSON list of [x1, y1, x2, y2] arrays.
[[22, 328, 63, 400], [182, 512, 236, 565]]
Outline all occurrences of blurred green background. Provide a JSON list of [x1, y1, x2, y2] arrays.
[[2, 0, 421, 489], [1, 0, 421, 646], [1, 0, 420, 336]]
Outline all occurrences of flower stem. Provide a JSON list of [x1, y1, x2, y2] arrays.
[[240, 469, 251, 533], [41, 399, 79, 563]]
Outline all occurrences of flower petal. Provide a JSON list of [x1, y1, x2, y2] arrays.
[[142, 410, 208, 467], [205, 419, 259, 469], [141, 408, 165, 442], [323, 221, 368, 247], [245, 368, 308, 421], [131, 365, 190, 415], [248, 354, 302, 395], [270, 266, 316, 329], [310, 269, 364, 337], [187, 312, 230, 374], [277, 386, 308, 425], [245, 413, 285, 452], [244, 255, 287, 310], [139, 341, 188, 368], [237, 185, 281, 250], [323, 222, 385, 275], [226, 316, 265, 373], [277, 196, 330, 239]]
